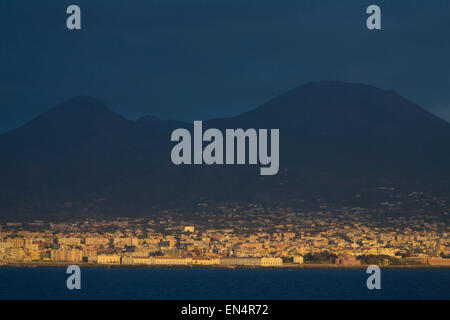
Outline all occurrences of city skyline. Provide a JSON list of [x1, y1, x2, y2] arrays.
[[1, 202, 449, 267]]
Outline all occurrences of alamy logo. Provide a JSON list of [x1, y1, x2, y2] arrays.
[[170, 121, 279, 175], [66, 265, 81, 290], [366, 265, 381, 290]]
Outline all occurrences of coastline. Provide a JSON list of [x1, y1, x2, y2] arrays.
[[1, 262, 449, 270]]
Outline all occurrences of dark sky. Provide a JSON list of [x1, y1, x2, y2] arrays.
[[1, 0, 449, 132]]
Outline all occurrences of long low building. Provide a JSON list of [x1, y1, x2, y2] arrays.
[[97, 254, 121, 264], [152, 257, 192, 265], [93, 255, 283, 266], [191, 257, 220, 265], [422, 257, 450, 265], [120, 256, 191, 265], [220, 257, 283, 266], [261, 257, 283, 266]]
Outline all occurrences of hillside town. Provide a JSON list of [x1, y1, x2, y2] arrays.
[[1, 200, 449, 268]]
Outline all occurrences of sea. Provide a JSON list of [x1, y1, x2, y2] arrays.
[[0, 267, 448, 300]]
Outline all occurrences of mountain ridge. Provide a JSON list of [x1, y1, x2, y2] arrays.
[[1, 81, 450, 218]]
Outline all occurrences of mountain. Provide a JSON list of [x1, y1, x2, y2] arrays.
[[207, 81, 450, 176], [0, 96, 167, 215], [1, 81, 450, 218]]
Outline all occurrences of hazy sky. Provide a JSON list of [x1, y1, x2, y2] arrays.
[[0, 0, 449, 132]]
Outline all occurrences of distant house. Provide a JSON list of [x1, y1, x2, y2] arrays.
[[293, 256, 304, 264]]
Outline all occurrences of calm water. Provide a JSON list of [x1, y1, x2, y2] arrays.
[[0, 267, 448, 299]]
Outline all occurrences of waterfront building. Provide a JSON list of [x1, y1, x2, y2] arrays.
[[261, 257, 283, 266], [152, 256, 192, 265], [293, 256, 304, 264], [132, 256, 153, 265], [220, 257, 261, 266], [97, 254, 121, 264], [191, 257, 220, 265], [50, 249, 67, 261]]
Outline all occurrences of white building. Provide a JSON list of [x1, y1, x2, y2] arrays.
[[293, 256, 304, 264], [261, 257, 283, 266], [97, 254, 121, 264]]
